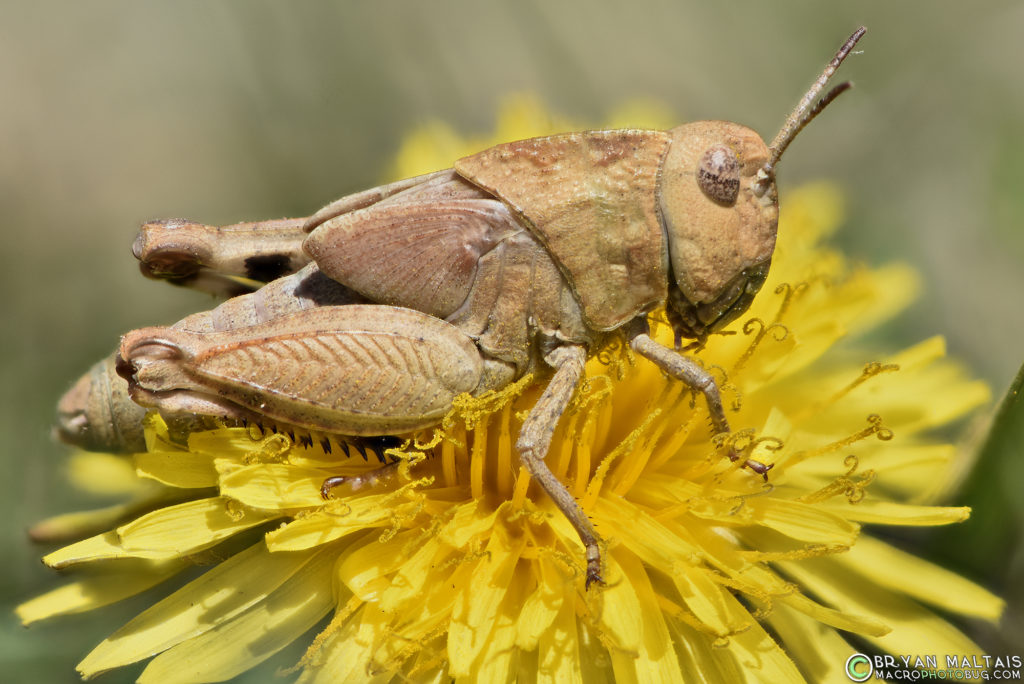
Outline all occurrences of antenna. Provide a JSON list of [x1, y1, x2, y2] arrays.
[[753, 26, 866, 197]]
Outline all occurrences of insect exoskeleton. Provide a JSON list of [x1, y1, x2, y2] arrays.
[[62, 28, 866, 588]]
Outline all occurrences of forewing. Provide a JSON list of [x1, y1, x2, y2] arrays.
[[301, 169, 454, 233], [304, 197, 522, 319]]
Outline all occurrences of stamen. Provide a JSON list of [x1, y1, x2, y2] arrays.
[[378, 491, 427, 543], [740, 543, 851, 562], [586, 408, 661, 504], [702, 568, 774, 605], [611, 384, 680, 489], [470, 418, 489, 501], [287, 595, 364, 675], [594, 336, 624, 367], [551, 412, 581, 480], [441, 438, 458, 487], [830, 361, 901, 405], [797, 454, 877, 504], [510, 465, 532, 508], [772, 281, 812, 323], [571, 408, 599, 498], [791, 361, 900, 424], [496, 404, 515, 498], [385, 625, 449, 677], [783, 414, 893, 468], [451, 423, 471, 481], [731, 318, 789, 374], [647, 385, 700, 471], [656, 593, 728, 636]]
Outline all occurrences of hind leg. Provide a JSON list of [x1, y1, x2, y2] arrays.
[[134, 171, 457, 298], [133, 217, 313, 297], [117, 304, 494, 437]]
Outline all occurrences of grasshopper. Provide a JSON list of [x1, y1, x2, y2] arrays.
[[58, 28, 865, 587]]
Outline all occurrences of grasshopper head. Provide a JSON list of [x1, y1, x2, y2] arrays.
[[658, 26, 865, 342], [658, 121, 777, 340]]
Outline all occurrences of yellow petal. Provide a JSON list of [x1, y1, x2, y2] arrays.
[[596, 496, 741, 636], [135, 546, 337, 684], [336, 528, 434, 602], [745, 498, 861, 545], [77, 542, 322, 678], [438, 499, 501, 548], [44, 531, 137, 567], [835, 264, 921, 337], [728, 620, 805, 684], [667, 617, 745, 684], [265, 493, 402, 552], [841, 535, 1004, 621], [375, 560, 478, 671], [68, 451, 148, 496], [219, 463, 328, 509], [611, 550, 685, 684], [135, 448, 218, 489], [596, 555, 644, 659], [780, 182, 846, 244], [798, 444, 955, 502], [187, 425, 275, 456], [116, 497, 280, 556], [820, 499, 970, 526], [376, 534, 464, 615], [766, 602, 858, 683], [472, 568, 530, 681], [344, 501, 495, 612], [777, 556, 987, 662], [17, 559, 187, 625], [299, 603, 386, 684], [537, 594, 582, 684], [777, 592, 889, 637], [448, 516, 526, 676], [515, 555, 566, 650], [672, 569, 746, 638], [681, 495, 861, 547], [28, 498, 157, 544]]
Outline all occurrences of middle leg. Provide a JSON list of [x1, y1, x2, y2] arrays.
[[515, 344, 605, 587]]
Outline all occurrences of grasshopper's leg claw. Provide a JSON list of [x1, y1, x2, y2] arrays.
[[726, 446, 774, 480], [747, 458, 774, 480], [585, 548, 605, 589]]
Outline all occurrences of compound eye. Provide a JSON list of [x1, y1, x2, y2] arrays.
[[696, 144, 740, 205]]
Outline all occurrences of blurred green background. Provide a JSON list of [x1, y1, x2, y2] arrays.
[[3, 1, 1022, 681]]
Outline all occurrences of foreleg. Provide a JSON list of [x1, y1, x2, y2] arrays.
[[627, 318, 772, 477]]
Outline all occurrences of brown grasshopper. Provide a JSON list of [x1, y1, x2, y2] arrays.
[[58, 28, 865, 587]]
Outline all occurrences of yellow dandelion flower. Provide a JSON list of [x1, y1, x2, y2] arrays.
[[20, 95, 1003, 683]]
